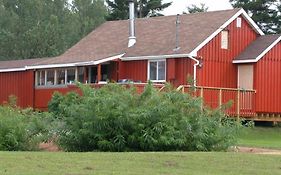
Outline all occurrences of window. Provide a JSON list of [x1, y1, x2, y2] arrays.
[[89, 67, 97, 83], [221, 30, 229, 49], [77, 67, 84, 83], [148, 60, 166, 82], [46, 70, 55, 85], [67, 69, 76, 84], [57, 69, 66, 85], [36, 70, 46, 86], [236, 17, 242, 28]]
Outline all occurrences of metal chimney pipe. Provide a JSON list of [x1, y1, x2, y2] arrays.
[[128, 0, 136, 47]]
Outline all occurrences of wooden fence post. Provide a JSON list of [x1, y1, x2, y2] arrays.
[[236, 89, 240, 123]]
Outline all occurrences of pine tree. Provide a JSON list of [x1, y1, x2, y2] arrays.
[[106, 0, 172, 20], [230, 0, 281, 34]]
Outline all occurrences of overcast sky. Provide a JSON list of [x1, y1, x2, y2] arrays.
[[162, 0, 233, 15]]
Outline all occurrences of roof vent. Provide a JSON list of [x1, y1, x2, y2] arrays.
[[128, 0, 136, 47]]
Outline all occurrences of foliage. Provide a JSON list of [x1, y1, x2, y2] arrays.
[[49, 83, 240, 152], [229, 0, 281, 34], [106, 0, 172, 20], [0, 0, 107, 60], [0, 105, 53, 151], [184, 3, 209, 14]]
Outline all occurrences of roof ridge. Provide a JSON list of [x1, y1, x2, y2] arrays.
[[105, 8, 240, 23]]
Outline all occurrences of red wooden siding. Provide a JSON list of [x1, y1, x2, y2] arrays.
[[197, 16, 258, 88], [255, 42, 281, 114], [34, 86, 81, 110], [119, 60, 148, 83], [0, 70, 34, 108], [174, 58, 194, 86]]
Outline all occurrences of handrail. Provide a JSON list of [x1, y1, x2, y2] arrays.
[[180, 85, 256, 93]]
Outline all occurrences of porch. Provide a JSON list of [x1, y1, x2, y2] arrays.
[[176, 85, 256, 120]]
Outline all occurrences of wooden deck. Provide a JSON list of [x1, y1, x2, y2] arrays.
[[176, 85, 257, 121]]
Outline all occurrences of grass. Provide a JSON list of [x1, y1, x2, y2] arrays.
[[0, 151, 281, 175], [238, 126, 281, 149]]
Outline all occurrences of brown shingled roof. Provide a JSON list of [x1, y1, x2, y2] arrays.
[[0, 58, 47, 70], [234, 34, 281, 62], [33, 8, 242, 65], [0, 8, 246, 70]]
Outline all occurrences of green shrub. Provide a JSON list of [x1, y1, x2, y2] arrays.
[[49, 83, 240, 152], [0, 106, 52, 151]]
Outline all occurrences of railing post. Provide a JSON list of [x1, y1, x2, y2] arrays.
[[182, 86, 185, 94], [200, 87, 204, 111], [236, 89, 240, 123], [219, 89, 222, 109]]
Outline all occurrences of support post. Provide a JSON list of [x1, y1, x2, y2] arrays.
[[219, 89, 222, 108], [237, 89, 240, 123], [97, 64, 102, 82], [200, 87, 204, 111]]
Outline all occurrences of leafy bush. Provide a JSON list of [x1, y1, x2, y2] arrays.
[[0, 105, 52, 151], [49, 83, 240, 152]]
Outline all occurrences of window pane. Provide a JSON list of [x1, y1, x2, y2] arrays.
[[37, 71, 45, 86], [57, 69, 65, 85], [78, 67, 84, 83], [46, 70, 54, 85], [158, 61, 166, 80], [90, 67, 97, 83], [149, 62, 157, 80], [67, 69, 75, 84], [221, 30, 228, 49]]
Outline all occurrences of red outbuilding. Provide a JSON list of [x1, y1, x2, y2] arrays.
[[0, 6, 280, 121]]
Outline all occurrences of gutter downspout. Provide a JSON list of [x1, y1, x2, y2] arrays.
[[187, 56, 200, 87]]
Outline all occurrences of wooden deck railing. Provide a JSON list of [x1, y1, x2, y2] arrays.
[[176, 85, 256, 118]]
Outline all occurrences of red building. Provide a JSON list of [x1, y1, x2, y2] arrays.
[[0, 7, 280, 121]]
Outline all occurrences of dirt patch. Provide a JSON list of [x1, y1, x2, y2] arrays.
[[237, 146, 281, 155], [163, 161, 179, 167], [39, 141, 61, 152]]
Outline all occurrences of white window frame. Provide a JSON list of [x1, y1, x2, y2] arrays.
[[221, 30, 229, 49], [35, 67, 84, 87], [147, 59, 166, 83], [236, 17, 242, 28]]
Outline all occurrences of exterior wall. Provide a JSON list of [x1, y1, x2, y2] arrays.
[[0, 70, 34, 108], [34, 86, 81, 110], [197, 16, 258, 88], [255, 42, 281, 114], [119, 60, 148, 83], [173, 58, 194, 86]]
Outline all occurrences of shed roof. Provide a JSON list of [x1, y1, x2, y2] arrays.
[[233, 34, 281, 63]]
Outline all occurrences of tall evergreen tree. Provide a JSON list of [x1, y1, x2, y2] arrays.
[[184, 3, 209, 14], [0, 0, 107, 60], [230, 0, 281, 34], [106, 0, 172, 20]]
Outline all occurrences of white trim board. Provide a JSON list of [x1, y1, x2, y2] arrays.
[[190, 9, 264, 56], [121, 54, 194, 61], [0, 54, 125, 73], [233, 36, 281, 64]]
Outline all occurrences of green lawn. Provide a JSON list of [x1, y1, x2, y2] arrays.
[[0, 151, 281, 175], [238, 127, 281, 149]]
